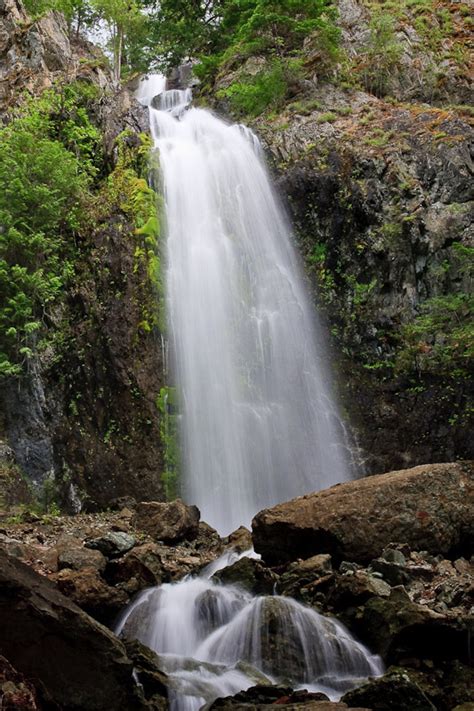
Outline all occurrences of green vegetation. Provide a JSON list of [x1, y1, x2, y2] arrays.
[[358, 12, 403, 97], [0, 87, 97, 378], [218, 58, 302, 117], [150, 0, 340, 116], [397, 294, 474, 378], [100, 129, 166, 335]]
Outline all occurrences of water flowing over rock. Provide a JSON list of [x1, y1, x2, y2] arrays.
[[142, 75, 354, 535], [252, 461, 474, 565], [116, 553, 383, 711]]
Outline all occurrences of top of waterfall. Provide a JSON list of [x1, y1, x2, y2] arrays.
[[136, 73, 167, 106], [136, 73, 192, 117]]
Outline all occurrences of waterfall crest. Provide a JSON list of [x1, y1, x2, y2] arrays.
[[148, 80, 353, 535]]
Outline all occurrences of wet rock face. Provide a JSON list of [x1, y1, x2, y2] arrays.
[[258, 92, 474, 474], [252, 461, 474, 565]]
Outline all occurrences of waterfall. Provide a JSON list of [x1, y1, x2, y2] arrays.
[[145, 77, 353, 535], [120, 76, 383, 711]]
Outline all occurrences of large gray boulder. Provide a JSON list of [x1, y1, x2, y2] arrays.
[[252, 462, 474, 565]]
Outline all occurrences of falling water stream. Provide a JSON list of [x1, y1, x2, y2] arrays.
[[116, 75, 383, 709]]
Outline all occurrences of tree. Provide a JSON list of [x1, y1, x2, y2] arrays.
[[91, 0, 146, 82], [147, 0, 337, 74]]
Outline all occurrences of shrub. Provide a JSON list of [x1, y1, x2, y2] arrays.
[[0, 92, 92, 377], [218, 58, 302, 117]]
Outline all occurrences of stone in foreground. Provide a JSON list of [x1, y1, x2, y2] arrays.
[[0, 550, 161, 710], [252, 462, 473, 564]]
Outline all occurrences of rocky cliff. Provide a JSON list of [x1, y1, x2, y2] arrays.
[[0, 0, 167, 511], [209, 0, 473, 474]]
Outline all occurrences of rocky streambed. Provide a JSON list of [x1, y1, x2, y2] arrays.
[[0, 460, 472, 710]]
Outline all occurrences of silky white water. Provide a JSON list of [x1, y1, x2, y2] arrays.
[[116, 550, 383, 710], [143, 77, 354, 535]]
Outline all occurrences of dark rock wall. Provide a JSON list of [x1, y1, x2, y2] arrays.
[[256, 92, 473, 474]]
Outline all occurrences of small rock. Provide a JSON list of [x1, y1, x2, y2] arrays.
[[369, 558, 408, 586], [381, 547, 407, 566], [85, 531, 136, 558], [58, 546, 106, 572]]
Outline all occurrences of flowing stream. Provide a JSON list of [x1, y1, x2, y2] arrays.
[[116, 76, 383, 710]]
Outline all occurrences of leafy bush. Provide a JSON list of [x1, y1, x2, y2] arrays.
[[0, 89, 94, 377], [358, 12, 403, 97], [396, 294, 474, 377], [218, 58, 302, 117]]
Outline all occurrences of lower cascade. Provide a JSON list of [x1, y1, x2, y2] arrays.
[[116, 76, 384, 710], [116, 552, 384, 710]]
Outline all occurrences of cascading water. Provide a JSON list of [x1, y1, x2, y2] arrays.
[[148, 80, 354, 536], [117, 76, 383, 710], [116, 551, 383, 710]]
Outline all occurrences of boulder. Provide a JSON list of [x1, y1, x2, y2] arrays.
[[104, 542, 166, 593], [278, 554, 333, 599], [344, 586, 469, 664], [132, 499, 200, 543], [58, 545, 106, 572], [342, 669, 436, 710], [252, 462, 474, 565], [213, 557, 278, 595], [224, 526, 253, 553], [0, 549, 154, 710]]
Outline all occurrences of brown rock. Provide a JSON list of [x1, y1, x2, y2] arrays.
[[209, 684, 371, 709], [0, 549, 152, 710], [57, 545, 106, 572], [52, 566, 129, 626], [132, 499, 200, 543], [104, 542, 166, 593], [225, 526, 253, 553], [252, 462, 474, 565]]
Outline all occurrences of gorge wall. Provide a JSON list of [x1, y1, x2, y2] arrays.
[[210, 0, 473, 475]]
